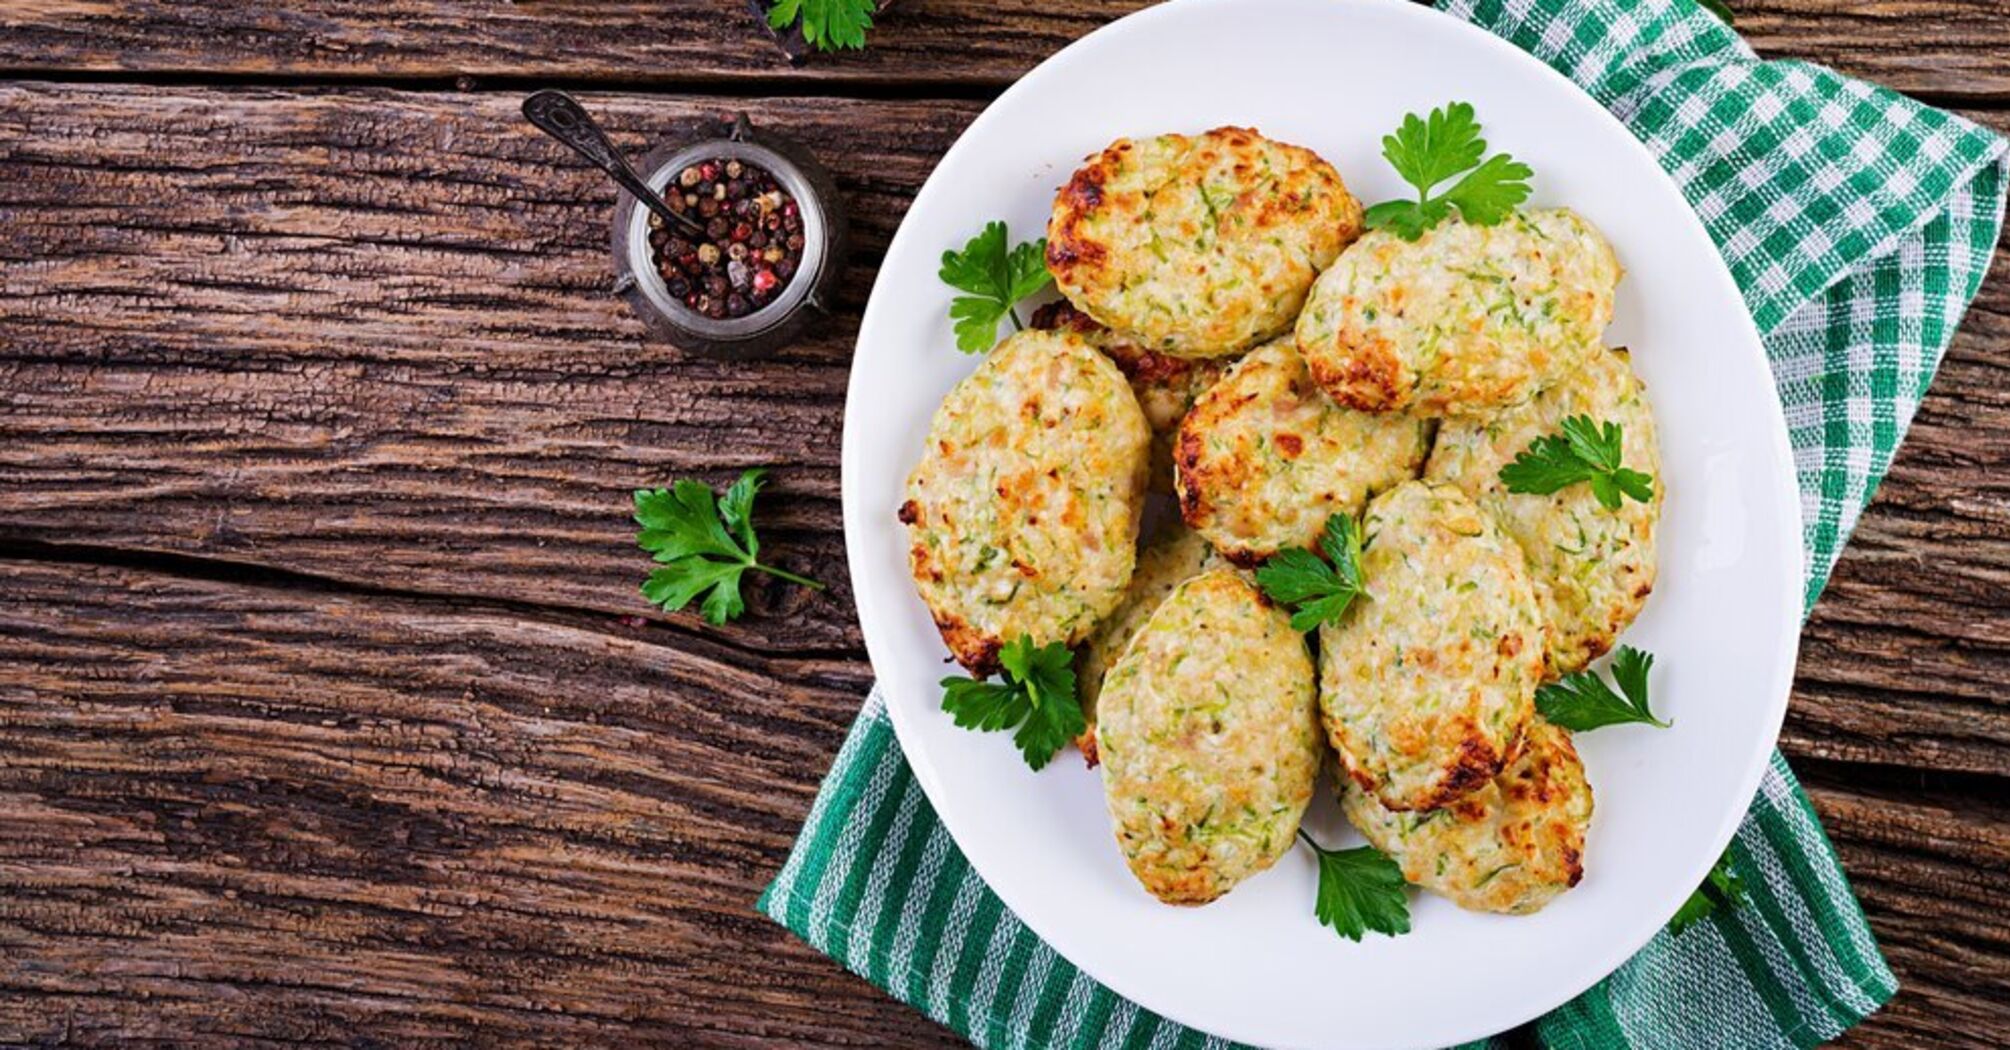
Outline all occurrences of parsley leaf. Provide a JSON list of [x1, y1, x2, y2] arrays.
[[1697, 0, 1735, 26], [1669, 848, 1747, 933], [634, 469, 825, 626], [766, 0, 878, 52], [1364, 102, 1533, 241], [939, 220, 1053, 353], [1301, 831, 1411, 941], [1536, 646, 1669, 731], [940, 636, 1083, 770], [1255, 514, 1366, 632], [1499, 415, 1656, 510]]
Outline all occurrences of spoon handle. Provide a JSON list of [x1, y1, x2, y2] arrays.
[[523, 90, 705, 237]]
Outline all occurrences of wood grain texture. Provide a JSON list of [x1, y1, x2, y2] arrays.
[[0, 558, 968, 1049], [0, 559, 2000, 1049], [0, 38, 2005, 1050], [0, 1, 2006, 101], [0, 84, 984, 654]]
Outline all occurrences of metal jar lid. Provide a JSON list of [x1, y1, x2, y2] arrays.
[[612, 113, 848, 360]]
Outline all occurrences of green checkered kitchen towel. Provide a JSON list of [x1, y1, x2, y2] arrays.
[[759, 1, 2008, 1047]]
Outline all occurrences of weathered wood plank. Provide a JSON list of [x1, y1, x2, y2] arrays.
[[0, 1, 2004, 101], [0, 84, 984, 653], [0, 559, 2004, 1049], [0, 558, 967, 1049], [1805, 772, 2010, 1050]]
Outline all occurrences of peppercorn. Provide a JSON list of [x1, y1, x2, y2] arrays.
[[648, 154, 807, 322]]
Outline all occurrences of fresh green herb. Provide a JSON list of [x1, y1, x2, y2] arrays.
[[1255, 514, 1365, 632], [634, 469, 824, 625], [1499, 414, 1656, 510], [939, 636, 1083, 770], [1697, 0, 1734, 26], [765, 0, 878, 52], [1536, 646, 1668, 731], [1364, 101, 1534, 241], [1301, 831, 1412, 942], [939, 220, 1053, 353], [1669, 848, 1747, 933]]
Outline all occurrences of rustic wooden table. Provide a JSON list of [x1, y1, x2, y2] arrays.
[[1, 2, 2004, 1047]]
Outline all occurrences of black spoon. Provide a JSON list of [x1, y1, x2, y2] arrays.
[[522, 90, 709, 239]]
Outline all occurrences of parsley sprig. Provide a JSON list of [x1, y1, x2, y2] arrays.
[[939, 220, 1053, 353], [1536, 645, 1668, 731], [1364, 101, 1534, 241], [634, 469, 825, 626], [766, 0, 878, 52], [1301, 831, 1412, 942], [940, 636, 1084, 770], [1669, 848, 1747, 933], [1255, 514, 1366, 632], [1499, 415, 1656, 511]]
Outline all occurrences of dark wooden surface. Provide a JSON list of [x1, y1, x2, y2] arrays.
[[0, 3, 2004, 1048]]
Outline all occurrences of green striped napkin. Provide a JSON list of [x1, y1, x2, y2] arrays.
[[760, 1, 2008, 1046]]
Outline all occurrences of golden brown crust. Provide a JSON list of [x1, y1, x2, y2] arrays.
[[1045, 166, 1111, 286], [1296, 210, 1622, 416], [1174, 340, 1429, 564], [900, 330, 1151, 675], [1304, 332, 1407, 413], [932, 613, 1003, 678], [1317, 481, 1543, 812], [1342, 718, 1591, 914], [1047, 127, 1362, 357]]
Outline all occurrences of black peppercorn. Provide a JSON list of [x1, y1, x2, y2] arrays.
[[648, 154, 809, 322]]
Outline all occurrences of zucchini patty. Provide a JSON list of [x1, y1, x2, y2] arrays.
[[1097, 569, 1320, 905], [900, 329, 1151, 674], [1175, 338, 1430, 565], [1317, 480, 1544, 811], [1343, 717, 1592, 915], [1048, 126, 1363, 358], [1427, 345, 1662, 675], [1296, 209, 1620, 416]]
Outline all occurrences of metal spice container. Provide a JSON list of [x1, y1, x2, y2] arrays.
[[612, 113, 848, 359]]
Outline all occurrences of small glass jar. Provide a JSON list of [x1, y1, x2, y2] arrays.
[[612, 113, 848, 359]]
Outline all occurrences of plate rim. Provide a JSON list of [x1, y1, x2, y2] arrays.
[[840, 0, 1805, 1044]]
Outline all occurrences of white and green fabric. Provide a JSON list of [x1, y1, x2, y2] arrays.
[[758, 1, 2008, 1047]]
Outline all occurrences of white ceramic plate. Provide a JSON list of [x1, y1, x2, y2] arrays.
[[841, 1, 1803, 1046]]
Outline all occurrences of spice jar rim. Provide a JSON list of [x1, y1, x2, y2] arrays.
[[624, 139, 828, 339]]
